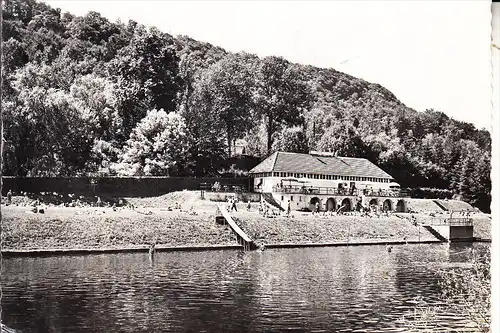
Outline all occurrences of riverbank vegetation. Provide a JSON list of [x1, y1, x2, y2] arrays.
[[1, 0, 491, 212], [400, 247, 491, 332]]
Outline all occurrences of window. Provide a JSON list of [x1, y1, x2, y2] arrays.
[[299, 196, 302, 202], [281, 195, 284, 201], [291, 196, 294, 201]]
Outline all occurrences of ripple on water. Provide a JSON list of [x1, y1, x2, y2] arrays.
[[0, 243, 490, 333]]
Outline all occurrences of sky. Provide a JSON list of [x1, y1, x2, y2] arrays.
[[43, 0, 493, 131]]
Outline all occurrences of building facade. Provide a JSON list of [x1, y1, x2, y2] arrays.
[[249, 151, 407, 212]]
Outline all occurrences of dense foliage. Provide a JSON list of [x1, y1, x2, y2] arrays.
[[1, 0, 491, 211]]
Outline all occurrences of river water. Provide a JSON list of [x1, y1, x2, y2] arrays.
[[1, 243, 488, 333]]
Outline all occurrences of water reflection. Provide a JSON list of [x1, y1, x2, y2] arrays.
[[1, 243, 489, 333]]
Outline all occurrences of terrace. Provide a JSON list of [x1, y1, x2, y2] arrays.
[[271, 184, 409, 198]]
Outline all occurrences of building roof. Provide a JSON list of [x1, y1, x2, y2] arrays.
[[249, 152, 393, 179]]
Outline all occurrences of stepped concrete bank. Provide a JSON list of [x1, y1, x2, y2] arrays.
[[1, 192, 491, 256]]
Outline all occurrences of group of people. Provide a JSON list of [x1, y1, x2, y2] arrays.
[[258, 200, 281, 218], [212, 182, 222, 192], [227, 196, 238, 212]]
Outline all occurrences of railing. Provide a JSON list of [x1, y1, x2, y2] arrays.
[[200, 183, 248, 193], [430, 217, 473, 226], [271, 185, 408, 198]]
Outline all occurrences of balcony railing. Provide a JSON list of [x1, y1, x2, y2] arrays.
[[271, 185, 408, 198], [430, 217, 473, 226]]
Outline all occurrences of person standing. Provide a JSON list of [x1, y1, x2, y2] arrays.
[[231, 197, 238, 212], [287, 199, 291, 217], [6, 190, 12, 205], [315, 201, 320, 214]]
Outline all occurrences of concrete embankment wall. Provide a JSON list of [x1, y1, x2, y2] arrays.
[[432, 225, 474, 241]]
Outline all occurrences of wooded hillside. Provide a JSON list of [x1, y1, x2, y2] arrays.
[[1, 0, 491, 211]]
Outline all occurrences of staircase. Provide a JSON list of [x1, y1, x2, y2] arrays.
[[433, 200, 449, 211], [422, 225, 448, 242], [261, 192, 285, 211]]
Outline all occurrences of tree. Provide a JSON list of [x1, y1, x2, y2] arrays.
[[193, 54, 255, 155], [6, 87, 93, 176], [182, 71, 228, 176], [69, 74, 121, 171], [108, 27, 182, 142], [112, 109, 189, 176], [253, 56, 312, 153], [271, 126, 309, 154], [316, 122, 367, 157]]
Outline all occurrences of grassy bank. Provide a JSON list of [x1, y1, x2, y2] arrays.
[[233, 212, 437, 245], [1, 191, 490, 252], [1, 206, 237, 251]]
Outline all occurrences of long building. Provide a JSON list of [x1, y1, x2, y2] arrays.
[[248, 151, 408, 212]]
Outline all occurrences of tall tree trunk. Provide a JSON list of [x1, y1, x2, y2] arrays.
[[227, 131, 232, 157], [267, 114, 273, 155]]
